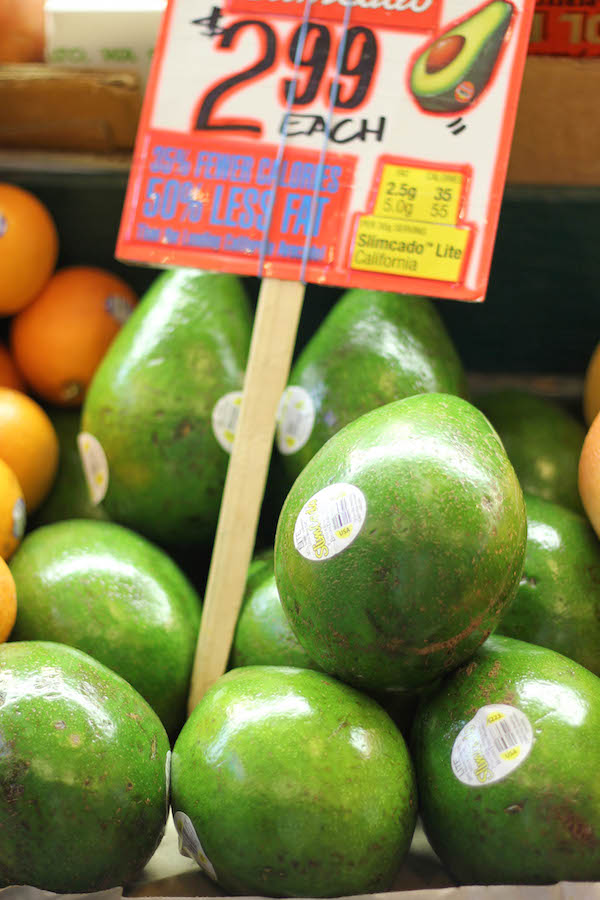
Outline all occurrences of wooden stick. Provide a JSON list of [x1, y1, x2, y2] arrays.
[[187, 277, 305, 714]]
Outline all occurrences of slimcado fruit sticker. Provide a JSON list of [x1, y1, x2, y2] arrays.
[[294, 483, 367, 561], [451, 703, 534, 786], [410, 0, 514, 113]]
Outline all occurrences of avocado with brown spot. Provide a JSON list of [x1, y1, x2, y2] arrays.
[[279, 289, 467, 483], [171, 666, 416, 897], [32, 406, 109, 527], [10, 519, 202, 739], [496, 493, 600, 675], [275, 393, 526, 692], [231, 549, 321, 670], [476, 388, 586, 513], [81, 269, 252, 548], [0, 641, 169, 892], [412, 634, 600, 883]]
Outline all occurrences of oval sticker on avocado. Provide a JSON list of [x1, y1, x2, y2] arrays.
[[451, 704, 533, 786], [277, 386, 315, 456], [77, 432, 109, 505], [211, 391, 243, 454], [294, 483, 366, 562], [174, 811, 217, 881]]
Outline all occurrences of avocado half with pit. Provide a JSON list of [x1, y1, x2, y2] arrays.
[[410, 0, 514, 113]]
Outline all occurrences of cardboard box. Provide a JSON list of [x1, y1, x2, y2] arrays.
[[44, 0, 166, 85], [507, 56, 600, 185], [0, 64, 142, 153]]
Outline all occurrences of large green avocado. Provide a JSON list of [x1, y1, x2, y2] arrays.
[[0, 641, 169, 892], [231, 549, 320, 670], [278, 289, 467, 483], [81, 269, 252, 547], [10, 519, 202, 739], [496, 493, 600, 675], [171, 666, 417, 897], [476, 388, 586, 513], [275, 393, 526, 692], [412, 634, 600, 883], [410, 0, 513, 113], [33, 406, 108, 527]]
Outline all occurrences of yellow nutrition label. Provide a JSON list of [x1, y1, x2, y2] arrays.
[[351, 216, 470, 283], [351, 162, 472, 283], [374, 164, 465, 226]]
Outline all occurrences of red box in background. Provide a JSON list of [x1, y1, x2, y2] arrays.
[[529, 0, 600, 55]]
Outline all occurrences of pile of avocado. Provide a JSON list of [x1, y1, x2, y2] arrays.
[[3, 271, 600, 894]]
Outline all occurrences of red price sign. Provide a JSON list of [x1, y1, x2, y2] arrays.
[[118, 0, 534, 300]]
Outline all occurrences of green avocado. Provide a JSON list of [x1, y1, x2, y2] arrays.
[[412, 634, 600, 884], [32, 406, 108, 528], [278, 289, 467, 483], [230, 549, 320, 670], [0, 641, 169, 892], [274, 393, 526, 692], [410, 0, 513, 113], [496, 493, 600, 676], [10, 519, 202, 739], [81, 269, 252, 548], [171, 666, 417, 897], [476, 388, 586, 513]]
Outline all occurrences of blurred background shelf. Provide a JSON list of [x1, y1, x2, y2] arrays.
[[1, 57, 599, 184]]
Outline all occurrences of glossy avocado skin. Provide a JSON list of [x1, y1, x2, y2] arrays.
[[0, 641, 169, 892], [81, 269, 252, 548], [275, 393, 526, 692], [476, 389, 586, 513], [412, 634, 600, 884], [33, 406, 108, 527], [10, 519, 202, 739], [281, 289, 467, 482], [171, 666, 417, 897], [231, 550, 321, 670], [497, 493, 600, 675]]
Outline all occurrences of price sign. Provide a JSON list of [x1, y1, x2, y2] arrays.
[[115, 0, 535, 709], [118, 0, 534, 301]]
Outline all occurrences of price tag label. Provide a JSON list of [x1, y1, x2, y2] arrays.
[[117, 0, 535, 301]]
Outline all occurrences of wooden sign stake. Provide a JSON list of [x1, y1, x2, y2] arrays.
[[188, 277, 305, 713]]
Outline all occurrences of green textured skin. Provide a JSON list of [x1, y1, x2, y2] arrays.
[[497, 493, 600, 675], [281, 289, 468, 482], [171, 666, 417, 897], [10, 520, 202, 739], [410, 1, 513, 113], [81, 269, 252, 547], [33, 406, 108, 527], [231, 550, 321, 670], [275, 393, 527, 692], [412, 634, 600, 884], [0, 641, 169, 892], [476, 389, 586, 513]]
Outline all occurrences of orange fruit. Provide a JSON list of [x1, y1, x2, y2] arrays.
[[0, 343, 26, 392], [583, 342, 600, 427], [10, 265, 137, 407], [579, 413, 600, 539], [0, 556, 17, 641], [0, 388, 59, 513], [0, 183, 59, 314], [0, 457, 26, 561], [0, 0, 45, 62]]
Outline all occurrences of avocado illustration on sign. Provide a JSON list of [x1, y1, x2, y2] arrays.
[[410, 0, 514, 114]]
